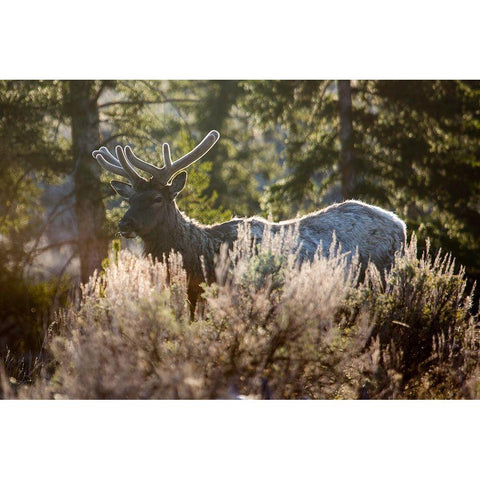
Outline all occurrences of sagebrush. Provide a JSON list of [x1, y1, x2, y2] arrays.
[[2, 228, 479, 399]]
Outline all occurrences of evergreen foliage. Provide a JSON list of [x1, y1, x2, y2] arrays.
[[242, 80, 480, 279]]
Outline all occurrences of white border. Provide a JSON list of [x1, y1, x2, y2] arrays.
[[1, 400, 479, 478], [1, 2, 478, 476], [2, 0, 479, 78]]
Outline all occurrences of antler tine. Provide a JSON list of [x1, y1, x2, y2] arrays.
[[93, 150, 129, 180], [162, 143, 172, 168], [115, 146, 146, 186], [158, 130, 220, 184], [94, 146, 122, 167], [93, 146, 147, 187], [124, 145, 162, 178], [124, 144, 174, 183]]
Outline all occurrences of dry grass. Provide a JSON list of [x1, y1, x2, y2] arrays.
[[4, 228, 479, 399]]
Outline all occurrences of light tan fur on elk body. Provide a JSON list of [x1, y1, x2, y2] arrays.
[[93, 131, 406, 306]]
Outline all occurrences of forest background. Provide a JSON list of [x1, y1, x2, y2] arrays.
[[1, 79, 479, 364]]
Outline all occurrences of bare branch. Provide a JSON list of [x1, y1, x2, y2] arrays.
[[98, 98, 200, 109], [28, 239, 77, 256]]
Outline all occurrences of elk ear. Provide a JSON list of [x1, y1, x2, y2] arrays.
[[169, 171, 187, 199], [111, 180, 134, 199]]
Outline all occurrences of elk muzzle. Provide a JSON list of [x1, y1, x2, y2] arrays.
[[118, 217, 137, 238]]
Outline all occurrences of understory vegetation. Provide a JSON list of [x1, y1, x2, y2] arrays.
[[2, 227, 478, 400]]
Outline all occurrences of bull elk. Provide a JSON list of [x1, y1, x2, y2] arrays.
[[93, 130, 406, 308]]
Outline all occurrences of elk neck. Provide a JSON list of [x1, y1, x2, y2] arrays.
[[140, 203, 221, 282]]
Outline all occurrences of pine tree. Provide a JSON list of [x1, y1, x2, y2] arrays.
[[241, 80, 480, 278]]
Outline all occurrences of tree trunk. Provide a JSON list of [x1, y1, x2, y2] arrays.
[[69, 81, 108, 283], [337, 80, 356, 199]]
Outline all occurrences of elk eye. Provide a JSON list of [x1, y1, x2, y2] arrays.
[[153, 195, 163, 203]]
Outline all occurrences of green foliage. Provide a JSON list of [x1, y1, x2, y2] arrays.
[[0, 264, 71, 385], [100, 239, 122, 272], [241, 80, 339, 218], [241, 250, 286, 291], [362, 81, 480, 277], [241, 80, 480, 281], [352, 236, 475, 397], [98, 81, 235, 224], [164, 80, 281, 216], [0, 81, 70, 271], [174, 128, 232, 224], [0, 82, 75, 386], [0, 80, 70, 174]]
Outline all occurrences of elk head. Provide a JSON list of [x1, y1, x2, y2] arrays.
[[92, 131, 220, 239]]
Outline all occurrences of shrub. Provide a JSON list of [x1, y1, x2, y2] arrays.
[[13, 230, 480, 399], [351, 236, 479, 398], [0, 263, 71, 386]]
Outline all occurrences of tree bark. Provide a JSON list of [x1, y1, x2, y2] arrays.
[[69, 81, 108, 283], [337, 80, 356, 199]]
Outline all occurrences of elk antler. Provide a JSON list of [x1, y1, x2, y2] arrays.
[[93, 145, 148, 188], [93, 130, 220, 187]]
